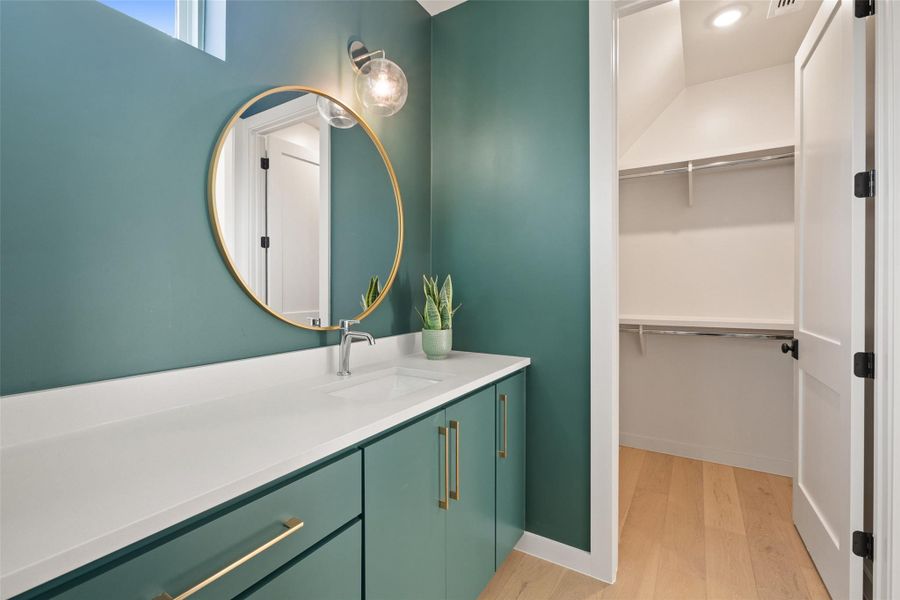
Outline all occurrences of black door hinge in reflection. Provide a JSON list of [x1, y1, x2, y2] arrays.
[[855, 170, 875, 198], [260, 157, 270, 170], [855, 0, 875, 17], [260, 236, 270, 249], [852, 530, 874, 561], [854, 352, 875, 379], [781, 338, 799, 360]]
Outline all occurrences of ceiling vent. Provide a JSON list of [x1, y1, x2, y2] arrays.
[[768, 0, 805, 18]]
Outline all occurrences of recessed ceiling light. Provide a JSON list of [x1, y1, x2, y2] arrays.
[[713, 7, 744, 28]]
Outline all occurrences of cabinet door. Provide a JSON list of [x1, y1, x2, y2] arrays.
[[240, 521, 361, 599], [496, 372, 526, 567], [365, 411, 447, 600], [446, 388, 496, 600]]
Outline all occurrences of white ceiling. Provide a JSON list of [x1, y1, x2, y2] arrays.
[[417, 0, 467, 16], [618, 0, 821, 156], [680, 0, 821, 85]]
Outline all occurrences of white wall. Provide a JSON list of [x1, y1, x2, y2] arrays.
[[619, 332, 794, 475], [619, 160, 795, 324], [621, 63, 794, 170], [619, 146, 795, 476], [272, 122, 320, 157]]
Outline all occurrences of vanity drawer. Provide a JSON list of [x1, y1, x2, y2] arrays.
[[238, 520, 362, 599], [48, 451, 361, 600]]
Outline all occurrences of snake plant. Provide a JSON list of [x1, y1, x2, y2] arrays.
[[360, 276, 381, 310], [415, 275, 460, 330]]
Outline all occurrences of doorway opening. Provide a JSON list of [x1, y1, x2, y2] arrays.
[[615, 1, 873, 598]]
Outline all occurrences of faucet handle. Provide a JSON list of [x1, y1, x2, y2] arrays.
[[339, 319, 360, 332]]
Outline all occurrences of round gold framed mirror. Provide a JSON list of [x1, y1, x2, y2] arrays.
[[208, 86, 403, 331]]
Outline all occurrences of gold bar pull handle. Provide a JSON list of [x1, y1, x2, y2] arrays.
[[153, 517, 304, 600], [439, 426, 450, 510], [498, 394, 508, 459], [449, 420, 460, 500]]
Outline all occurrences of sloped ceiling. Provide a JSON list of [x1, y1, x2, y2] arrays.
[[417, 0, 467, 16], [619, 0, 821, 159], [618, 0, 685, 155], [681, 0, 821, 85], [620, 62, 794, 169]]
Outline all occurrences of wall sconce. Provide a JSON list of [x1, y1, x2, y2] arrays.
[[316, 96, 357, 129], [348, 40, 408, 117]]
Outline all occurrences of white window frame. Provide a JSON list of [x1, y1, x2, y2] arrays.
[[175, 0, 204, 50]]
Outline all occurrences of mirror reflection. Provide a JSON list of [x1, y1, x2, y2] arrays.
[[212, 89, 400, 329]]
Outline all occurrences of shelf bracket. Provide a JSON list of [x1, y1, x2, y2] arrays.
[[638, 324, 646, 355], [687, 161, 694, 207]]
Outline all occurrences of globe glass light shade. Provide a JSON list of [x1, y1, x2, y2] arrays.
[[316, 96, 357, 129], [355, 58, 408, 117]]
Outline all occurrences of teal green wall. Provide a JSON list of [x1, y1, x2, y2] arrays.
[[0, 0, 431, 394], [431, 0, 590, 551], [2, 0, 592, 555], [330, 127, 398, 321]]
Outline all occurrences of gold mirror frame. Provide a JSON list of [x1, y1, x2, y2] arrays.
[[207, 85, 404, 331]]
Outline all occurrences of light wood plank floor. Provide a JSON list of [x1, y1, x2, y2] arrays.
[[479, 447, 830, 600]]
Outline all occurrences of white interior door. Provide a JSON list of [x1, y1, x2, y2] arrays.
[[266, 136, 321, 322], [793, 1, 867, 597]]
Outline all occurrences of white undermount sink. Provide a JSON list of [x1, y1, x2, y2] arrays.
[[324, 367, 448, 401]]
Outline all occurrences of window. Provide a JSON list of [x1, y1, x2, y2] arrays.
[[98, 0, 225, 60]]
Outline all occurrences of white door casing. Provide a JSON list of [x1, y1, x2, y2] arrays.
[[793, 1, 867, 598]]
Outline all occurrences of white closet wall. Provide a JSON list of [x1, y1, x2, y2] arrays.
[[620, 160, 794, 325], [618, 14, 798, 474], [619, 160, 795, 475], [620, 334, 794, 475]]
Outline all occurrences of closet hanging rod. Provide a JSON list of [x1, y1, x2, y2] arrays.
[[619, 327, 793, 341], [618, 151, 795, 180]]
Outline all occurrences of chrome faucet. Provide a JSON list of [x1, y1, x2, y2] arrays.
[[337, 319, 375, 376]]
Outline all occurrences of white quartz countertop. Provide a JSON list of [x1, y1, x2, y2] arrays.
[[0, 349, 529, 598]]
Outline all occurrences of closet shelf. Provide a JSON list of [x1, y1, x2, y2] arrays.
[[619, 314, 794, 332], [618, 145, 794, 180]]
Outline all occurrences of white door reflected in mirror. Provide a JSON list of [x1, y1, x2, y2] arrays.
[[210, 87, 403, 330]]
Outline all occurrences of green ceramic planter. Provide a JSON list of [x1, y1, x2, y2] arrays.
[[422, 329, 452, 360]]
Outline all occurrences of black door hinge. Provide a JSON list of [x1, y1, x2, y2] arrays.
[[853, 530, 874, 560], [854, 352, 875, 379], [260, 236, 270, 249], [781, 338, 799, 360], [260, 157, 270, 170], [855, 0, 875, 17], [855, 170, 875, 198]]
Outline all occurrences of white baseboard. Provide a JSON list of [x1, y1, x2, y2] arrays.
[[620, 432, 793, 476], [514, 532, 608, 582]]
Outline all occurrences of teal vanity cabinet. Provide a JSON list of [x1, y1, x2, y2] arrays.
[[236, 520, 362, 599], [365, 386, 498, 600], [495, 372, 526, 567], [364, 410, 448, 599], [23, 452, 363, 600], [14, 371, 526, 600], [445, 388, 497, 600]]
